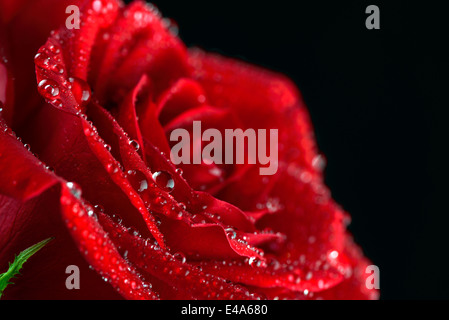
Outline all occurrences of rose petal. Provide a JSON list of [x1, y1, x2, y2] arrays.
[[97, 212, 264, 300], [87, 102, 267, 261], [22, 102, 165, 247], [92, 1, 189, 103], [0, 115, 123, 299], [2, 0, 84, 128], [0, 29, 14, 126], [60, 185, 159, 300]]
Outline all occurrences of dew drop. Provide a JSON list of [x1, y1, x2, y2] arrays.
[[38, 79, 60, 99], [106, 162, 119, 174], [129, 139, 140, 151], [300, 171, 312, 183], [48, 45, 60, 55], [152, 171, 175, 193], [225, 228, 237, 239], [50, 62, 64, 74], [154, 196, 167, 207], [312, 154, 326, 171], [66, 181, 82, 199], [34, 52, 50, 68], [84, 126, 94, 137], [162, 18, 179, 35], [173, 252, 186, 264], [318, 280, 324, 289], [92, 0, 103, 12], [51, 98, 63, 108], [127, 170, 150, 194], [87, 208, 96, 217], [248, 257, 257, 267], [197, 94, 206, 104], [69, 77, 92, 109], [329, 250, 339, 259]]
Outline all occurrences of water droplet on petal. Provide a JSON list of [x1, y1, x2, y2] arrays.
[[66, 181, 82, 199], [312, 154, 326, 171], [38, 79, 60, 99], [152, 171, 174, 193], [84, 126, 94, 136], [329, 250, 339, 259], [106, 162, 119, 174], [127, 170, 150, 194], [154, 196, 167, 207], [197, 94, 206, 104], [129, 139, 140, 151], [48, 45, 60, 55], [173, 252, 186, 264], [92, 0, 103, 12], [34, 52, 50, 68], [51, 98, 63, 108], [69, 77, 92, 109], [225, 228, 237, 239], [50, 63, 64, 74]]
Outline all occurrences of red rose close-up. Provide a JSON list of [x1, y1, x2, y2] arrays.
[[0, 0, 380, 300]]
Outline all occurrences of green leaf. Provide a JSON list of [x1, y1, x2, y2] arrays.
[[0, 237, 53, 298]]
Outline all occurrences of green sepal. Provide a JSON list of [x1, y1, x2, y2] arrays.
[[0, 237, 53, 298]]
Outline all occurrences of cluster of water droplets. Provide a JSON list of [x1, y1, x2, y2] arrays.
[[34, 43, 93, 113], [34, 46, 64, 106], [91, 0, 116, 15], [112, 225, 264, 300], [61, 188, 160, 299], [25, 1, 351, 299]]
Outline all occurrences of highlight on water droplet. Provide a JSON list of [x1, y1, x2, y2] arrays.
[[137, 178, 148, 193], [312, 154, 326, 171]]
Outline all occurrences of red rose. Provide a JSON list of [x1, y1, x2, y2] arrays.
[[0, 0, 378, 300]]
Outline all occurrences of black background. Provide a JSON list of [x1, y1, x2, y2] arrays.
[[131, 0, 447, 299]]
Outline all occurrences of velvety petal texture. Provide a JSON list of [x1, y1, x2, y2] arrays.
[[0, 0, 378, 300]]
